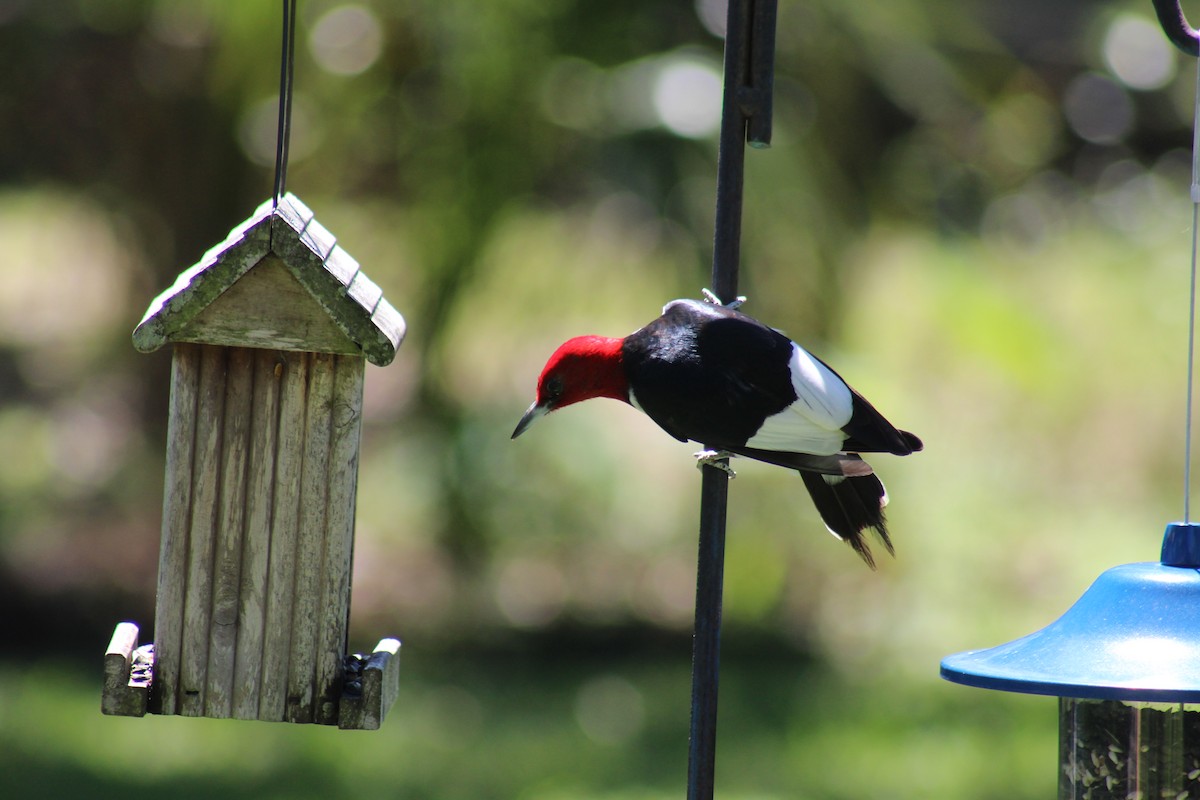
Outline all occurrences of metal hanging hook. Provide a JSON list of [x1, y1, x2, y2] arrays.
[[1152, 0, 1200, 57]]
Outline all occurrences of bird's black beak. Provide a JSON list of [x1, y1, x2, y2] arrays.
[[511, 401, 548, 439]]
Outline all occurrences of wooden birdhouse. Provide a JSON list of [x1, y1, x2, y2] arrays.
[[103, 193, 404, 730]]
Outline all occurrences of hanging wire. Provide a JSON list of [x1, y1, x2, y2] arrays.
[[1151, 1, 1200, 522], [1187, 49, 1200, 523], [272, 0, 298, 209]]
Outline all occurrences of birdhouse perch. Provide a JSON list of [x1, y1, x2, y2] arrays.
[[103, 194, 405, 730]]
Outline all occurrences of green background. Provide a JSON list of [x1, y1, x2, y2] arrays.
[[0, 1, 1187, 797]]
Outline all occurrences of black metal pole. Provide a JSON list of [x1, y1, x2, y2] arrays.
[[687, 466, 730, 800], [686, 1, 777, 798]]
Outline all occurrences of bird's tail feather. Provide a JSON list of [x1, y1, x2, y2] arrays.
[[799, 471, 893, 569]]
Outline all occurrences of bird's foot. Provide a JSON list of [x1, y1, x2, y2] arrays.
[[694, 449, 736, 478], [701, 288, 747, 310]]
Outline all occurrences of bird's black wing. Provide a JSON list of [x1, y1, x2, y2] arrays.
[[807, 352, 923, 455], [842, 392, 923, 455], [623, 300, 797, 447]]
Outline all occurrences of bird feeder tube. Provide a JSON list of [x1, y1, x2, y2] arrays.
[[105, 194, 405, 729], [1059, 697, 1200, 799]]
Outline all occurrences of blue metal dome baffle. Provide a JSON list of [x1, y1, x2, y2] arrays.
[[941, 522, 1200, 799]]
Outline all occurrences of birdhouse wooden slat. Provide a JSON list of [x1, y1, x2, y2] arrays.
[[106, 194, 404, 729]]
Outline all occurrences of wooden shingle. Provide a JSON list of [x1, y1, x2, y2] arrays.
[[133, 193, 405, 366]]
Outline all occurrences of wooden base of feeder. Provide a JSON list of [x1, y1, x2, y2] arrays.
[[101, 622, 401, 730]]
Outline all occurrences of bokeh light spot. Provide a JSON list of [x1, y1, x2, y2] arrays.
[[309, 4, 384, 77], [695, 0, 727, 38], [0, 191, 129, 349], [237, 93, 320, 166], [1063, 72, 1133, 144], [652, 56, 723, 139], [1103, 13, 1176, 91]]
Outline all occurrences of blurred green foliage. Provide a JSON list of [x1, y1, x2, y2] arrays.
[[0, 0, 1194, 796], [0, 655, 1054, 799]]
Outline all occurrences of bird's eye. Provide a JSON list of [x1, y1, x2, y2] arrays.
[[544, 375, 564, 400]]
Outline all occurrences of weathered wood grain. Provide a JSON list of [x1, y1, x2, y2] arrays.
[[127, 343, 400, 728], [313, 355, 364, 724], [287, 352, 335, 723], [126, 193, 408, 727], [270, 196, 404, 367], [231, 348, 282, 719], [175, 256, 362, 356], [178, 344, 227, 716], [153, 343, 201, 716], [204, 347, 253, 717], [133, 214, 270, 354], [260, 350, 308, 721]]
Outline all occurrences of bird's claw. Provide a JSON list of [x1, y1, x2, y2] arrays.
[[694, 449, 736, 478], [701, 288, 747, 310]]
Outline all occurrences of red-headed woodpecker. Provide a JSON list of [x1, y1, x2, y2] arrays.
[[512, 297, 922, 567]]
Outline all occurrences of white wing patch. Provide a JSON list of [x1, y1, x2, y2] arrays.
[[745, 343, 853, 456]]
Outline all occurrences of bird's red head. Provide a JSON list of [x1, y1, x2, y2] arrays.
[[512, 335, 628, 438]]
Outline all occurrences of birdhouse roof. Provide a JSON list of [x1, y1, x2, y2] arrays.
[[133, 193, 405, 366]]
